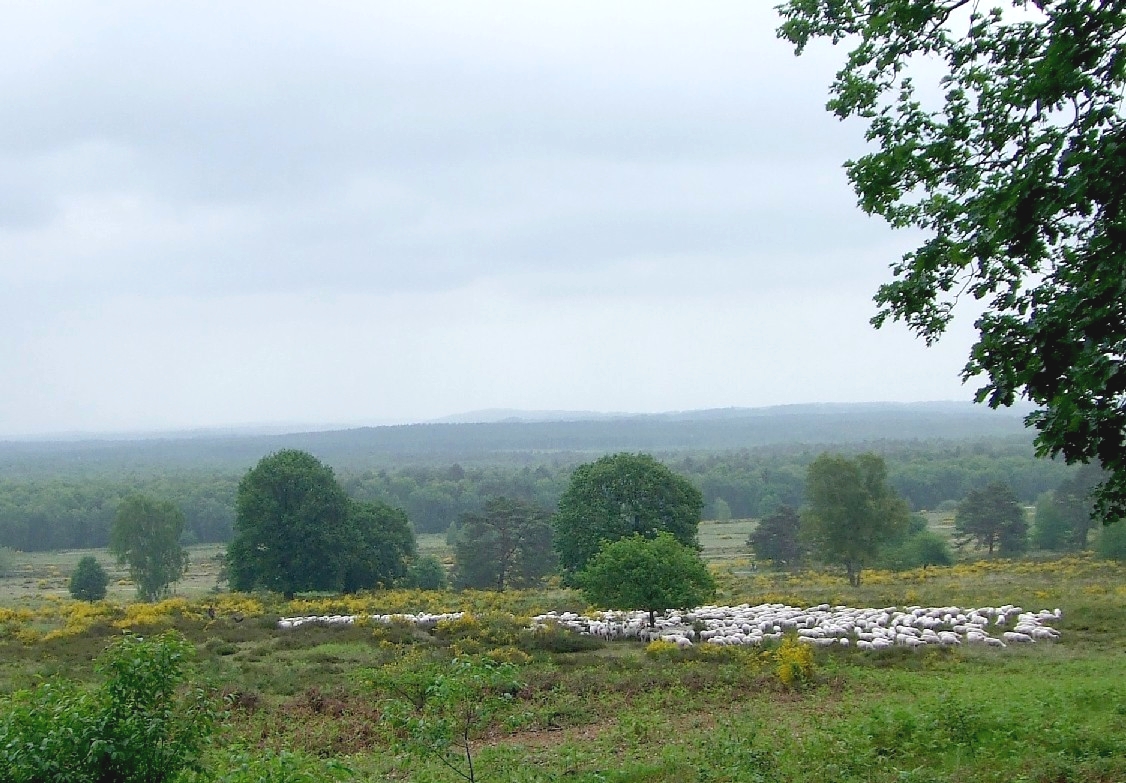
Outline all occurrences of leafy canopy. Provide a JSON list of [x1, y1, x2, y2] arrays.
[[777, 0, 1126, 521], [110, 494, 189, 602], [554, 452, 703, 578], [0, 632, 214, 783], [228, 450, 353, 597], [342, 499, 417, 593], [955, 481, 1029, 555], [579, 532, 716, 627], [69, 555, 109, 602], [229, 450, 417, 597], [453, 496, 555, 591], [801, 452, 910, 585], [748, 505, 804, 566]]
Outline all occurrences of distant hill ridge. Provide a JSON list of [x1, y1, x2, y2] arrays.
[[431, 401, 1030, 425], [0, 402, 1033, 478]]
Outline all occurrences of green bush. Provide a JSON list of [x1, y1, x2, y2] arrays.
[[404, 554, 448, 590], [1095, 520, 1126, 562], [519, 622, 605, 654], [68, 555, 109, 601], [0, 631, 215, 783], [880, 531, 954, 571], [189, 745, 352, 783]]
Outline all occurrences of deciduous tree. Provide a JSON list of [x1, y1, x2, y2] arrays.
[[554, 453, 703, 580], [342, 500, 417, 593], [227, 450, 353, 598], [110, 494, 189, 602], [68, 555, 109, 602], [747, 505, 804, 566], [228, 450, 419, 597], [777, 1, 1126, 522], [801, 453, 910, 586], [579, 532, 716, 627]]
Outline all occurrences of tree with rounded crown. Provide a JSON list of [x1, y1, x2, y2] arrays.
[[69, 555, 109, 602], [342, 499, 417, 593], [579, 532, 716, 627], [801, 453, 910, 586], [748, 505, 804, 567], [553, 452, 703, 581], [777, 1, 1126, 523], [110, 494, 189, 602], [228, 450, 352, 599]]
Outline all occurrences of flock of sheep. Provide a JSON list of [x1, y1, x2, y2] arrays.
[[277, 603, 1063, 650], [529, 603, 1063, 649]]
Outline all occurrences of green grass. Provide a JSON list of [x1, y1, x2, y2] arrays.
[[0, 543, 226, 604], [1, 545, 1124, 782]]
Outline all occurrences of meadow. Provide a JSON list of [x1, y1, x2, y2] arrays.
[[1, 522, 1124, 782]]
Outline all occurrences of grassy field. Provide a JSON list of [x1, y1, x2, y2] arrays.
[[1, 530, 1124, 782]]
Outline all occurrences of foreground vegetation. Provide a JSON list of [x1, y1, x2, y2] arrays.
[[1, 549, 1123, 782]]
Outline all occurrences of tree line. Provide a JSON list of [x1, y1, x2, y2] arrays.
[[0, 438, 1076, 552], [71, 445, 1125, 610]]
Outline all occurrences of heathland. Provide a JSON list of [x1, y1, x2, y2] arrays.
[[1, 405, 1123, 781]]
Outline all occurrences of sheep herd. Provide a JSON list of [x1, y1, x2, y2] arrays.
[[529, 603, 1062, 649], [277, 603, 1062, 650]]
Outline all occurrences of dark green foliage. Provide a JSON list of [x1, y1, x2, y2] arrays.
[[554, 453, 703, 579], [453, 496, 555, 591], [229, 452, 419, 597], [777, 1, 1126, 523], [228, 450, 354, 598], [1096, 520, 1126, 562], [801, 453, 910, 586], [747, 505, 803, 566], [69, 555, 109, 601], [110, 494, 189, 602], [880, 530, 954, 571], [404, 554, 448, 590], [0, 632, 215, 783], [1050, 463, 1106, 549], [579, 532, 716, 627], [955, 482, 1029, 556], [0, 433, 1077, 552], [1033, 491, 1072, 551], [341, 500, 416, 593]]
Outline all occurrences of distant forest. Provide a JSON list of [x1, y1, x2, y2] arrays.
[[0, 404, 1074, 551]]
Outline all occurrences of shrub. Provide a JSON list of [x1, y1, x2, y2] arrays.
[[190, 745, 352, 783], [644, 639, 681, 660], [375, 655, 523, 783], [0, 631, 215, 783], [404, 554, 448, 590], [68, 555, 109, 601], [1095, 520, 1126, 562], [433, 612, 525, 655], [774, 636, 815, 688], [519, 623, 604, 654], [880, 531, 954, 571]]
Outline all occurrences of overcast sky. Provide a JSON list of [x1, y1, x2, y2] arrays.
[[0, 2, 985, 437]]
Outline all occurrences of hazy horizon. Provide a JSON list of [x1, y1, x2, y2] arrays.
[[0, 399, 1034, 442]]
